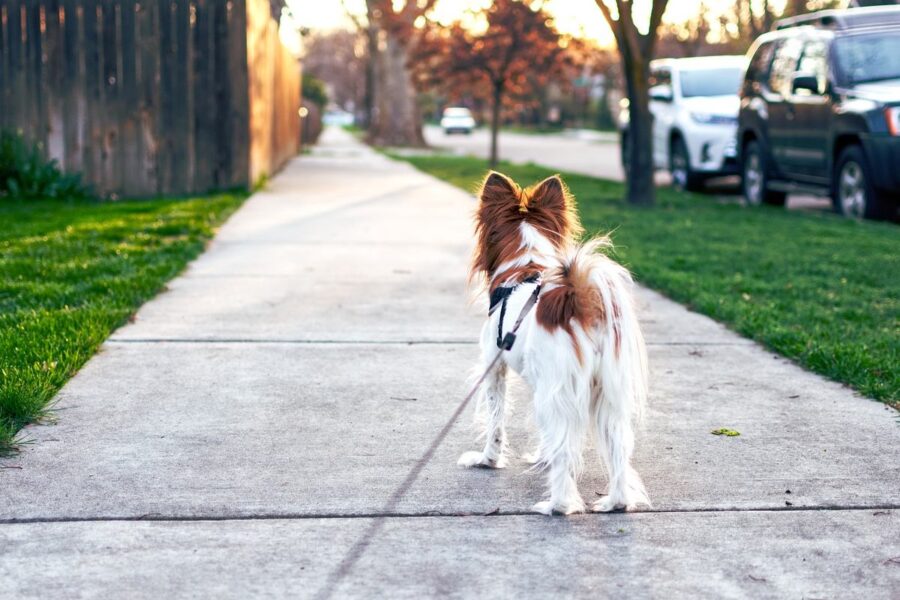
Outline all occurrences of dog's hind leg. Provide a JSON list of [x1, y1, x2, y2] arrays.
[[458, 362, 509, 469], [592, 401, 649, 512], [531, 381, 587, 515]]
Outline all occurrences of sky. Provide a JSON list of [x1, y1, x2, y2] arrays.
[[283, 0, 789, 47]]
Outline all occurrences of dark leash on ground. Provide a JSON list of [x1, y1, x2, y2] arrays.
[[462, 281, 542, 406]]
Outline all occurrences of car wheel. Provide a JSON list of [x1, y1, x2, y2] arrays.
[[742, 140, 787, 207], [670, 137, 703, 192], [832, 145, 891, 220]]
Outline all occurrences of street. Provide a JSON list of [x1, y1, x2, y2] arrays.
[[424, 125, 832, 212]]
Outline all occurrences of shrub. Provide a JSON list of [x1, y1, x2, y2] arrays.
[[0, 131, 90, 200], [302, 73, 328, 109]]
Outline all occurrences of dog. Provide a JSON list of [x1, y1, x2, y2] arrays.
[[458, 171, 650, 515]]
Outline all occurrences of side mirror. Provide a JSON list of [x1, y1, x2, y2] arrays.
[[792, 72, 820, 95], [649, 85, 673, 103]]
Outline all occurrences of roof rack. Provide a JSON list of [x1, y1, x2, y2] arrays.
[[774, 5, 900, 31], [775, 10, 841, 30]]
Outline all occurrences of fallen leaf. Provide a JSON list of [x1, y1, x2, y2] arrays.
[[711, 428, 740, 437]]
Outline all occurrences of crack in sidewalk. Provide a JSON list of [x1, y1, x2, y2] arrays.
[[1, 504, 897, 526]]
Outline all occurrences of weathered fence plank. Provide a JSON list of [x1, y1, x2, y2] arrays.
[[0, 0, 299, 198]]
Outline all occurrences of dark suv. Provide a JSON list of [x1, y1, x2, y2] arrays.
[[738, 6, 900, 219]]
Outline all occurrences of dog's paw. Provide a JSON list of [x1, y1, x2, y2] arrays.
[[591, 496, 628, 513], [531, 499, 585, 516], [457, 451, 505, 469]]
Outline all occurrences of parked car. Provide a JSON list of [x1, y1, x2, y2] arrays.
[[737, 5, 900, 219], [440, 107, 476, 134], [618, 55, 747, 191]]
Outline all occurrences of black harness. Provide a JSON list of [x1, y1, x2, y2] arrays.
[[488, 274, 541, 349]]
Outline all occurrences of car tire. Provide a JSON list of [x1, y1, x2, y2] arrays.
[[742, 140, 787, 207], [832, 145, 891, 220], [670, 137, 704, 192]]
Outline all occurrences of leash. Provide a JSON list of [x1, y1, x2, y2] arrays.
[[460, 282, 542, 408]]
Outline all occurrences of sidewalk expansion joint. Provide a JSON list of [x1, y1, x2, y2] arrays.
[[2, 504, 897, 526], [105, 338, 754, 347], [106, 338, 478, 345]]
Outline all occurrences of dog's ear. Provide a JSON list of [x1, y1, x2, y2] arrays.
[[529, 175, 567, 212], [480, 171, 519, 206]]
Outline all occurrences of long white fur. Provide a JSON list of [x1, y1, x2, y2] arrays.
[[458, 225, 651, 515]]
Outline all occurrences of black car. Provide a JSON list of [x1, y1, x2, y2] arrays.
[[737, 6, 900, 219]]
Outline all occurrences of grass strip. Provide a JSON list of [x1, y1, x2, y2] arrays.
[[0, 193, 246, 453]]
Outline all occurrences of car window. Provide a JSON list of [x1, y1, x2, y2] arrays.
[[649, 68, 672, 89], [767, 37, 804, 98], [797, 39, 829, 94], [747, 41, 776, 85], [680, 67, 744, 97], [834, 32, 900, 86]]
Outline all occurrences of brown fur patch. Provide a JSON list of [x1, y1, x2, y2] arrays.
[[471, 171, 583, 285], [536, 256, 606, 353]]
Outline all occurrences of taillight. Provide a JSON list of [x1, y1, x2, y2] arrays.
[[885, 107, 900, 136]]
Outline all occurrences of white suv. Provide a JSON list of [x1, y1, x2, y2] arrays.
[[619, 55, 747, 191], [440, 107, 476, 135]]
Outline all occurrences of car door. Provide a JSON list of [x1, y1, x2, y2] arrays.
[[789, 37, 833, 182], [765, 37, 805, 178], [649, 67, 674, 169]]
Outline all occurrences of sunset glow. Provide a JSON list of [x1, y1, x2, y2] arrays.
[[285, 0, 803, 47]]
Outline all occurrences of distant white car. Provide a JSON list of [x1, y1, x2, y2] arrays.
[[619, 55, 747, 191], [440, 107, 476, 134]]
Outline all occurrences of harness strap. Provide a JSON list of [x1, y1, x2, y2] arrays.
[[488, 273, 540, 315], [496, 281, 542, 350]]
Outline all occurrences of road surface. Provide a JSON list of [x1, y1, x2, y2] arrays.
[[424, 125, 832, 212]]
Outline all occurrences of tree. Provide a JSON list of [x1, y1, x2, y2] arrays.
[[303, 30, 368, 119], [422, 0, 568, 166], [346, 0, 435, 147], [595, 0, 669, 206]]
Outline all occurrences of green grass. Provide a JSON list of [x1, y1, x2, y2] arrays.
[[0, 193, 246, 453], [391, 153, 900, 405]]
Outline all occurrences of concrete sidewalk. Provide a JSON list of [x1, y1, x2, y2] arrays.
[[2, 128, 898, 599]]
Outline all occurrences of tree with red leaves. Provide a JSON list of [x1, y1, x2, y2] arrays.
[[595, 0, 669, 206], [420, 0, 569, 166]]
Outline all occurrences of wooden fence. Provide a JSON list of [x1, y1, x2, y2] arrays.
[[0, 0, 300, 198]]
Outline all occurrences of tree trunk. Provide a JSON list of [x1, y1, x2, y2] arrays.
[[623, 57, 655, 206], [368, 31, 426, 147], [362, 26, 377, 128], [489, 83, 503, 167]]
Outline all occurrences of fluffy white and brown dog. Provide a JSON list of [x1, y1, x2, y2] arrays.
[[458, 171, 650, 515]]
